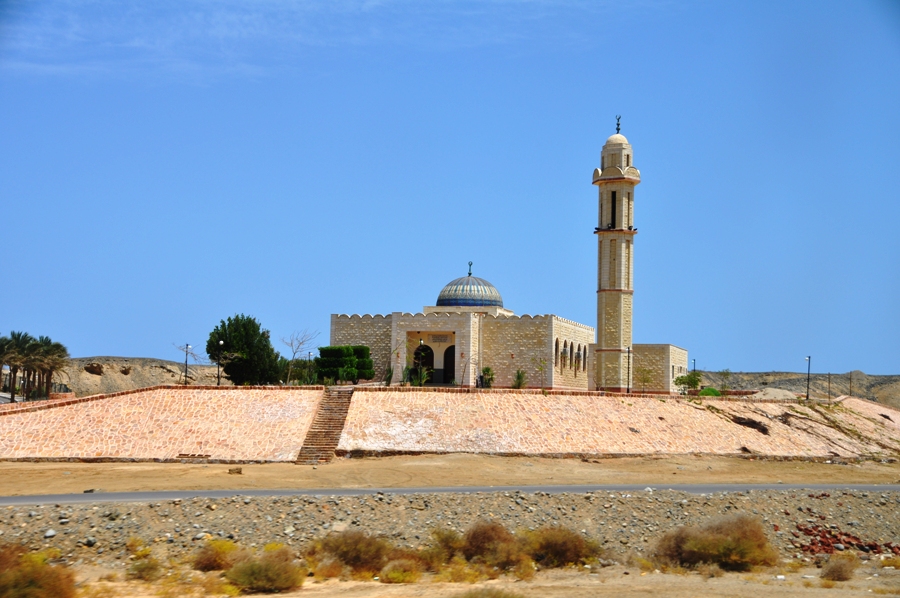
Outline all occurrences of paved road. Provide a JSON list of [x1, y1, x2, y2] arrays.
[[1, 484, 899, 506]]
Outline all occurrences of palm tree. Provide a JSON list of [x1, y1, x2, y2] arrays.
[[36, 336, 69, 398], [3, 331, 35, 402]]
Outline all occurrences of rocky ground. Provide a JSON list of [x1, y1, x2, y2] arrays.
[[3, 488, 900, 596]]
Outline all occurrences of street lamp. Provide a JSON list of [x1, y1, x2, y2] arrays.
[[184, 344, 191, 386], [626, 346, 631, 394], [692, 358, 696, 372], [217, 340, 224, 386], [805, 356, 811, 401]]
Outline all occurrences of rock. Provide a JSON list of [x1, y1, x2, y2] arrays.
[[85, 537, 97, 547], [44, 529, 57, 538], [834, 544, 845, 551]]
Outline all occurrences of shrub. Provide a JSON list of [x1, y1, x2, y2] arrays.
[[225, 546, 304, 593], [308, 530, 391, 575], [462, 521, 519, 567], [193, 539, 243, 572], [126, 556, 162, 581], [520, 525, 601, 567], [312, 556, 344, 580], [698, 387, 721, 397], [379, 559, 421, 583], [652, 513, 778, 571], [0, 544, 76, 598], [821, 554, 859, 581], [481, 367, 495, 389], [316, 346, 357, 383], [432, 555, 487, 583], [352, 346, 375, 381], [511, 369, 527, 389], [421, 528, 465, 570]]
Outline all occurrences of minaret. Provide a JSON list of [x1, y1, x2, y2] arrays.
[[589, 118, 640, 392]]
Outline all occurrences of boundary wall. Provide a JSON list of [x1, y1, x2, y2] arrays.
[[338, 390, 900, 460], [0, 386, 324, 462]]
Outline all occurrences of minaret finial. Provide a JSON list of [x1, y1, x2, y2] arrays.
[[616, 115, 621, 134], [468, 261, 473, 276]]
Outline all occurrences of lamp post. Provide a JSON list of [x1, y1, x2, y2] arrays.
[[184, 344, 191, 386], [805, 356, 811, 401], [626, 346, 631, 394], [692, 358, 696, 372], [217, 340, 224, 386]]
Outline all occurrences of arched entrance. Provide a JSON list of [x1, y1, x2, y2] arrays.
[[442, 345, 456, 384], [412, 345, 434, 384]]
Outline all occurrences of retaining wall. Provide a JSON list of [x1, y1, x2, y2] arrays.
[[0, 386, 324, 462], [337, 391, 900, 459]]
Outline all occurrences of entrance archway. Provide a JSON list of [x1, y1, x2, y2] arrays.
[[413, 345, 434, 383], [442, 345, 456, 384]]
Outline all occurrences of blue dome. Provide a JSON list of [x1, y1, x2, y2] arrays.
[[436, 275, 504, 308]]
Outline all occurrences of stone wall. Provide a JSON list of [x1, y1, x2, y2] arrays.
[[337, 390, 900, 459], [550, 316, 595, 390], [481, 315, 551, 388], [632, 344, 689, 394], [0, 386, 323, 462], [331, 315, 393, 381]]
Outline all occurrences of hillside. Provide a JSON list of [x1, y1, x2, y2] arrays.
[[700, 370, 900, 409], [59, 356, 230, 396]]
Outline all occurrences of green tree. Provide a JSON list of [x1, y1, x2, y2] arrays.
[[206, 315, 280, 386], [674, 370, 702, 392], [634, 367, 654, 394], [719, 369, 732, 394]]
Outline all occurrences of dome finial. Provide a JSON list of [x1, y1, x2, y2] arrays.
[[468, 261, 473, 276], [616, 115, 621, 134]]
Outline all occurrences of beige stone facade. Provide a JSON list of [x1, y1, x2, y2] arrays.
[[632, 344, 689, 394], [331, 309, 595, 390]]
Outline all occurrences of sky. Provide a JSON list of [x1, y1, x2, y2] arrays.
[[1, 0, 898, 375]]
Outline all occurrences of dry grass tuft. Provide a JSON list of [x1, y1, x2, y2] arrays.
[[879, 556, 900, 568], [432, 555, 488, 583], [306, 530, 391, 576], [697, 563, 724, 578], [0, 543, 76, 598], [193, 539, 245, 572], [652, 513, 778, 571], [225, 545, 304, 593], [519, 525, 601, 568], [819, 578, 836, 588], [379, 559, 422, 583], [821, 553, 859, 581]]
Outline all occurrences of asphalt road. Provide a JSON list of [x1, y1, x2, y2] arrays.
[[2, 484, 899, 506]]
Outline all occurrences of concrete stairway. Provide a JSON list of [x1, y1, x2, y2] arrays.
[[296, 386, 354, 465]]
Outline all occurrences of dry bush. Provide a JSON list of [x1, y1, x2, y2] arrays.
[[697, 563, 724, 578], [421, 529, 465, 571], [307, 530, 391, 575], [512, 557, 536, 581], [125, 537, 151, 559], [652, 513, 778, 571], [821, 553, 859, 581], [197, 572, 240, 596], [454, 589, 526, 598], [879, 556, 900, 568], [433, 555, 488, 583], [225, 546, 304, 593], [313, 556, 345, 580], [462, 521, 521, 569], [872, 587, 900, 595], [820, 578, 836, 588], [193, 539, 246, 572], [519, 525, 601, 568], [379, 559, 422, 583], [126, 556, 163, 582], [0, 543, 76, 598]]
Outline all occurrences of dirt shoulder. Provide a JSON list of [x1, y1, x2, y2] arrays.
[[1, 454, 899, 496]]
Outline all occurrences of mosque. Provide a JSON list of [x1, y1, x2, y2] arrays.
[[331, 126, 688, 392]]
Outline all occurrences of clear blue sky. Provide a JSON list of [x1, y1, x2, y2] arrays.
[[2, 1, 898, 375]]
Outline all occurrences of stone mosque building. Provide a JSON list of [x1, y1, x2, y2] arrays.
[[331, 126, 688, 393]]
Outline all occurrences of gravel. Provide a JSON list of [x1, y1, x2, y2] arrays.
[[2, 489, 898, 569]]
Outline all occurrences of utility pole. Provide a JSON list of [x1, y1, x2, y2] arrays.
[[805, 356, 811, 401]]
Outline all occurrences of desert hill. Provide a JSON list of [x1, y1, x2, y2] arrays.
[[57, 356, 900, 408], [60, 356, 230, 396]]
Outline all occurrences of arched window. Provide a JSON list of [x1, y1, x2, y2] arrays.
[[562, 341, 568, 370], [554, 339, 559, 366]]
